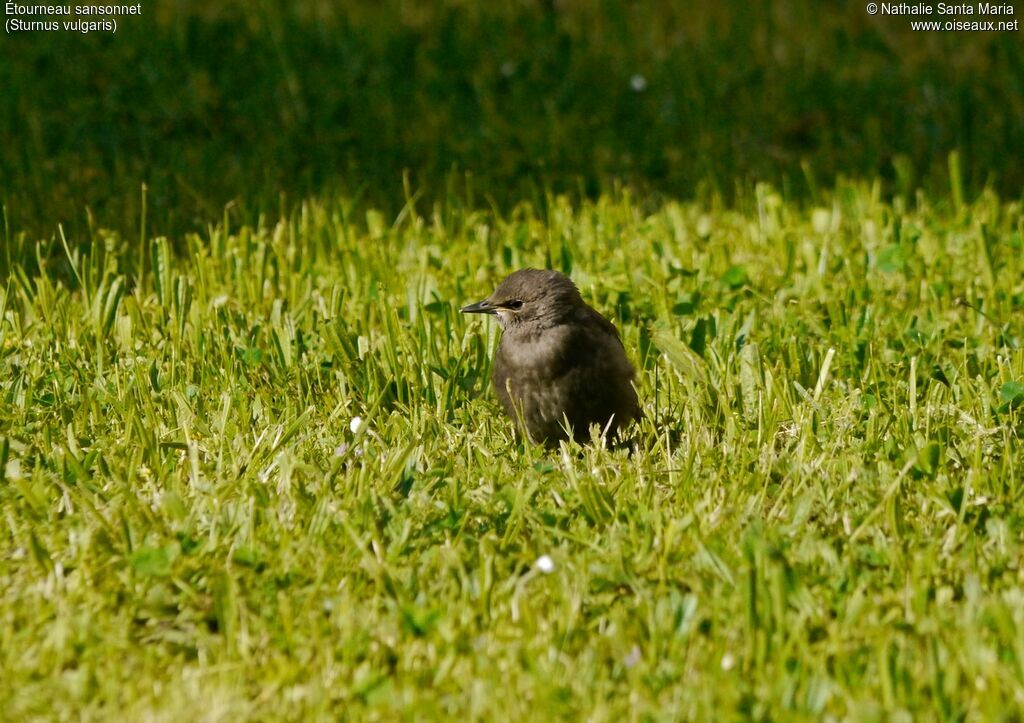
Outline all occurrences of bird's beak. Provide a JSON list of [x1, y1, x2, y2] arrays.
[[460, 299, 498, 315]]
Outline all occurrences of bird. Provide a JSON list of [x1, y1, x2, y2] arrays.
[[460, 268, 640, 446]]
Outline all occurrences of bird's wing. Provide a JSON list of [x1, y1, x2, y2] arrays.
[[577, 305, 625, 346]]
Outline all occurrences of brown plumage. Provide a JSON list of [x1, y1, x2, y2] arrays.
[[461, 268, 640, 446]]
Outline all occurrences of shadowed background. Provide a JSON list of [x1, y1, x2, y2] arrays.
[[2, 0, 1022, 239]]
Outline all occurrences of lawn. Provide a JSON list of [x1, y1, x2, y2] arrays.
[[2, 175, 1023, 719], [3, 1, 1024, 720]]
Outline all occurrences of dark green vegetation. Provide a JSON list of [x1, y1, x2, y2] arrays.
[[3, 1, 1024, 720], [2, 1, 1022, 238]]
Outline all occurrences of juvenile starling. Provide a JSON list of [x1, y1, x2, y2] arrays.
[[461, 268, 640, 446]]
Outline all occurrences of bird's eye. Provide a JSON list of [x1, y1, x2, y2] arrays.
[[506, 300, 524, 310]]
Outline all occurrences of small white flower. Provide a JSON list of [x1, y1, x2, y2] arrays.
[[630, 74, 647, 92], [349, 416, 363, 434], [721, 653, 736, 671], [624, 645, 642, 668], [535, 555, 555, 574]]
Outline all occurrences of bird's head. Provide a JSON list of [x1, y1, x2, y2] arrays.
[[460, 268, 583, 329]]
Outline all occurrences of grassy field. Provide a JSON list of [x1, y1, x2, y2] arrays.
[[3, 1, 1022, 238], [3, 0, 1024, 719], [2, 173, 1024, 719]]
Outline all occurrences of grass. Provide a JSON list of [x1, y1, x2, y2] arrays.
[[3, 1, 1023, 238], [2, 173, 1024, 720], [3, 4, 1024, 717]]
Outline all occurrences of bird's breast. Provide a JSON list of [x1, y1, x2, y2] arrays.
[[497, 326, 572, 377], [491, 318, 638, 444]]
